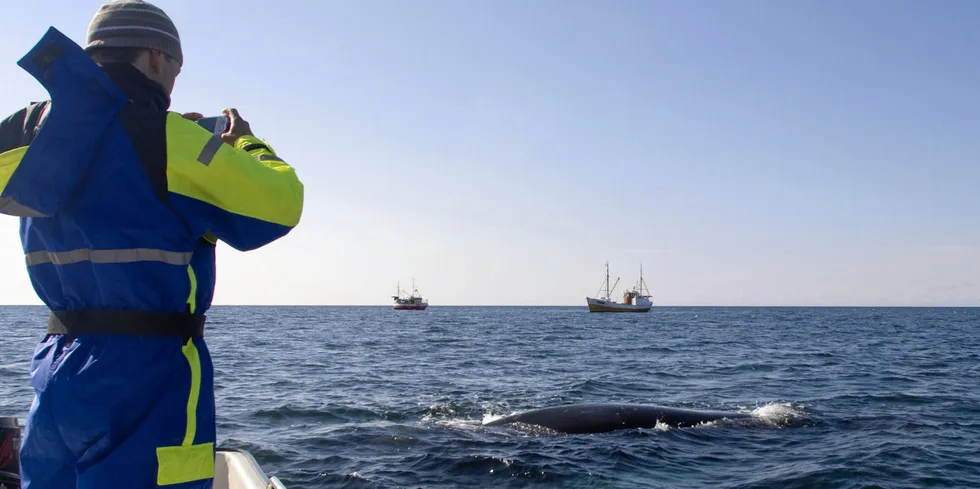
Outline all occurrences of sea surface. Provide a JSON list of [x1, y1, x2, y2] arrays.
[[1, 306, 979, 488]]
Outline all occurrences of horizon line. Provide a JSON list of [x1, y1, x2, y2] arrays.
[[0, 304, 978, 308]]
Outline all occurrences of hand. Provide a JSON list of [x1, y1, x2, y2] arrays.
[[220, 108, 254, 146], [181, 112, 203, 122]]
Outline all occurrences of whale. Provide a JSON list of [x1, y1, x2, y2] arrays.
[[483, 403, 753, 434]]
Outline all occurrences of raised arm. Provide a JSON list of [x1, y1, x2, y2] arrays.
[[163, 111, 304, 250], [0, 101, 49, 217]]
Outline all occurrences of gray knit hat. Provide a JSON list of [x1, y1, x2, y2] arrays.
[[84, 0, 183, 67]]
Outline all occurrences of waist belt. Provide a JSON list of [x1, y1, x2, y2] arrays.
[[47, 309, 206, 338]]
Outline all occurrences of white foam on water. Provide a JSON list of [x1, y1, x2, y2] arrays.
[[748, 401, 805, 427], [481, 411, 510, 425]]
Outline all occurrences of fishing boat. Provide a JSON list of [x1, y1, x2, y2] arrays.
[[586, 261, 653, 313], [392, 280, 428, 310], [0, 417, 287, 489]]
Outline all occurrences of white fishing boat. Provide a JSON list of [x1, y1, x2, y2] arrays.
[[392, 279, 428, 310], [586, 261, 653, 313], [1, 417, 287, 489]]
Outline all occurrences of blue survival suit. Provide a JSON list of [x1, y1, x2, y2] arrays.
[[0, 27, 303, 488]]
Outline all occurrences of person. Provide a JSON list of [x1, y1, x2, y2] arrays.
[[0, 1, 304, 487]]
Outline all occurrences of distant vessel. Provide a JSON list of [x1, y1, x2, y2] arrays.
[[586, 261, 653, 313], [392, 280, 428, 311]]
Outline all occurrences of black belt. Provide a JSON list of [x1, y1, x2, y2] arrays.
[[47, 309, 206, 339]]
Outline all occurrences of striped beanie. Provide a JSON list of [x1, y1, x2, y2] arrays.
[[84, 0, 183, 67]]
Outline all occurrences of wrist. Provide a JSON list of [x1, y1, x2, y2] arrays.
[[234, 135, 274, 153], [233, 134, 261, 149]]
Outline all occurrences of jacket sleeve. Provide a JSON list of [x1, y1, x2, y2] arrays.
[[0, 107, 29, 203], [0, 106, 30, 154], [0, 102, 48, 217], [163, 112, 304, 251]]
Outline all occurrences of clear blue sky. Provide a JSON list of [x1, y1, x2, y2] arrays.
[[0, 0, 977, 306]]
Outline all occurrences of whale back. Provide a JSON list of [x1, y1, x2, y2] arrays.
[[484, 403, 751, 433]]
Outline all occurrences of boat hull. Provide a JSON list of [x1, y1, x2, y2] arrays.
[[216, 448, 287, 489], [393, 304, 428, 311], [586, 297, 651, 313]]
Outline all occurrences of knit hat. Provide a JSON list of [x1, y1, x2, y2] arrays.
[[84, 0, 183, 67]]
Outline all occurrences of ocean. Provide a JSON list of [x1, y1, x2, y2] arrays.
[[1, 306, 978, 488]]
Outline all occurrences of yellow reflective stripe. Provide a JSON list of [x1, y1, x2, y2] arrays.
[[186, 264, 197, 314], [165, 113, 303, 227], [25, 248, 192, 266], [0, 146, 47, 218], [181, 339, 201, 446], [156, 442, 214, 486], [155, 339, 211, 485], [154, 338, 212, 485]]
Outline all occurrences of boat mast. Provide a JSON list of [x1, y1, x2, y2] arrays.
[[638, 263, 650, 296], [605, 261, 610, 300]]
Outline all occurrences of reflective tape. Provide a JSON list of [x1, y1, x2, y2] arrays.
[[26, 247, 193, 266], [196, 134, 223, 166], [0, 197, 47, 218], [256, 153, 283, 162]]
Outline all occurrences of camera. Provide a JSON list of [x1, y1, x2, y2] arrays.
[[196, 115, 229, 135]]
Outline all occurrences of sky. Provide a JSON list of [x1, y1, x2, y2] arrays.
[[0, 0, 978, 306]]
